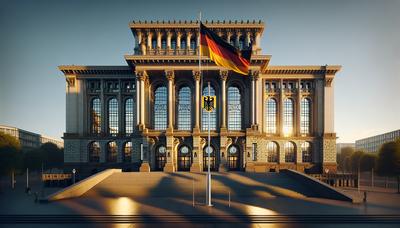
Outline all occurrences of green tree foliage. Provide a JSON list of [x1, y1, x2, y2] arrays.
[[360, 153, 377, 172], [376, 140, 400, 193], [350, 150, 365, 173], [0, 132, 23, 175], [337, 147, 354, 172], [23, 143, 64, 171]]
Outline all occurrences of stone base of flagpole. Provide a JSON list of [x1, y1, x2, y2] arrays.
[[163, 163, 176, 172]]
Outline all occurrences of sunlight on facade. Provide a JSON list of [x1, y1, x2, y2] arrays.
[[283, 126, 292, 137]]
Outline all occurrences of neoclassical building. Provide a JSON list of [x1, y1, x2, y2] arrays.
[[60, 20, 341, 174]]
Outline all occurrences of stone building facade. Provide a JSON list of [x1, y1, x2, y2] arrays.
[[60, 20, 341, 173]]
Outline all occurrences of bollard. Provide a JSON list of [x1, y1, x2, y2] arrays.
[[192, 178, 195, 207], [228, 190, 231, 208]]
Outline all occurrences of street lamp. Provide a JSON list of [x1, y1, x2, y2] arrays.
[[72, 169, 76, 184]]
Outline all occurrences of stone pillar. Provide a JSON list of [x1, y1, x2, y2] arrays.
[[157, 31, 162, 49], [166, 70, 175, 130], [250, 70, 259, 130], [279, 79, 284, 137], [220, 70, 228, 129], [296, 79, 301, 136], [166, 30, 172, 49], [147, 31, 152, 50], [245, 32, 251, 48], [176, 32, 181, 49], [164, 136, 176, 172], [139, 138, 151, 172], [136, 78, 140, 126], [235, 32, 241, 48], [193, 70, 201, 130], [117, 140, 123, 163], [136, 70, 148, 130], [255, 32, 261, 54], [186, 33, 191, 50]]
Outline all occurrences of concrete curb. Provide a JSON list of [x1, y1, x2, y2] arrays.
[[42, 169, 122, 202], [281, 169, 358, 203]]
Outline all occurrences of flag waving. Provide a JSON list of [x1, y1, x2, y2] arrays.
[[200, 22, 251, 75]]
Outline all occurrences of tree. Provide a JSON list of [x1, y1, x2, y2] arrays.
[[23, 142, 64, 171], [376, 140, 400, 193], [350, 150, 365, 173], [0, 132, 22, 176], [338, 147, 354, 172], [360, 153, 377, 172]]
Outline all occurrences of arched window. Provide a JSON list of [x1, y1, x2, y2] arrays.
[[267, 141, 278, 163], [161, 38, 167, 49], [90, 98, 101, 134], [154, 86, 167, 130], [125, 98, 134, 134], [108, 98, 118, 135], [123, 142, 132, 162], [239, 36, 245, 49], [265, 98, 277, 134], [181, 38, 187, 49], [190, 38, 196, 50], [88, 141, 100, 162], [228, 86, 242, 130], [229, 36, 236, 47], [202, 86, 216, 131], [178, 86, 192, 130], [107, 141, 117, 162], [283, 98, 294, 136], [284, 141, 295, 163], [300, 98, 311, 135], [171, 39, 176, 49], [301, 142, 312, 163], [151, 39, 157, 49]]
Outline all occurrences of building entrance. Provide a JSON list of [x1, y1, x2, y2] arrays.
[[227, 145, 240, 170], [177, 145, 192, 171], [203, 145, 217, 171], [155, 145, 166, 171]]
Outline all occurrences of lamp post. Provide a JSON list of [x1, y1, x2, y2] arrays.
[[72, 169, 76, 184]]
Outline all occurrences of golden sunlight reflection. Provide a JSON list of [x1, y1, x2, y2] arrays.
[[108, 197, 138, 215], [245, 204, 277, 216], [283, 126, 292, 137]]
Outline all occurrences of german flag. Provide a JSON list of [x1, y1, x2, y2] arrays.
[[200, 22, 251, 75]]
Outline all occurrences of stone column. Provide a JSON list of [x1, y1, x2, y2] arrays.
[[235, 32, 241, 48], [250, 70, 259, 129], [220, 70, 228, 129], [157, 31, 162, 49], [245, 32, 251, 48], [193, 70, 201, 130], [136, 70, 148, 130], [176, 32, 181, 49], [279, 79, 284, 137], [166, 30, 172, 49], [147, 31, 152, 50], [186, 33, 191, 50], [166, 70, 175, 130], [136, 77, 140, 126], [296, 79, 301, 136]]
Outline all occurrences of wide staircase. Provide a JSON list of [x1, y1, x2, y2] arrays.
[[82, 172, 318, 199]]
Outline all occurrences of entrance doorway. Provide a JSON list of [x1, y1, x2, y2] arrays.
[[227, 145, 240, 170], [177, 145, 192, 171], [155, 145, 166, 171], [203, 145, 217, 171]]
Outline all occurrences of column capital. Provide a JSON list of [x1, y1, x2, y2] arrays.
[[250, 70, 260, 81], [165, 70, 175, 81], [192, 70, 201, 81], [136, 70, 148, 81], [219, 70, 229, 81]]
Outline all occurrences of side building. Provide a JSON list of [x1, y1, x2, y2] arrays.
[[0, 125, 64, 149], [355, 129, 400, 153], [60, 20, 341, 174]]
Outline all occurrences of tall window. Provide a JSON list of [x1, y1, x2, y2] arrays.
[[152, 39, 157, 49], [284, 141, 295, 163], [108, 98, 118, 135], [190, 38, 196, 50], [301, 142, 312, 163], [181, 39, 187, 49], [267, 141, 278, 163], [300, 98, 311, 135], [239, 36, 245, 49], [90, 98, 101, 134], [283, 98, 294, 136], [88, 141, 100, 162], [202, 86, 216, 131], [161, 39, 167, 49], [123, 142, 132, 162], [125, 98, 134, 134], [107, 141, 117, 162], [265, 98, 277, 134], [178, 86, 192, 130], [154, 86, 167, 130], [171, 39, 176, 49], [228, 86, 241, 130]]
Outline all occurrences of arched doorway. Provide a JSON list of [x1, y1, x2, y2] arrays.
[[227, 145, 240, 170], [203, 145, 217, 171], [155, 145, 166, 171], [177, 145, 192, 171]]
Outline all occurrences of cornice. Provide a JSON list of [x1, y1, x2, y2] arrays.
[[58, 66, 133, 76], [264, 65, 342, 75]]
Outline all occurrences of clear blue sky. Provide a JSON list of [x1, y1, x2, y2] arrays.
[[0, 0, 399, 143]]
